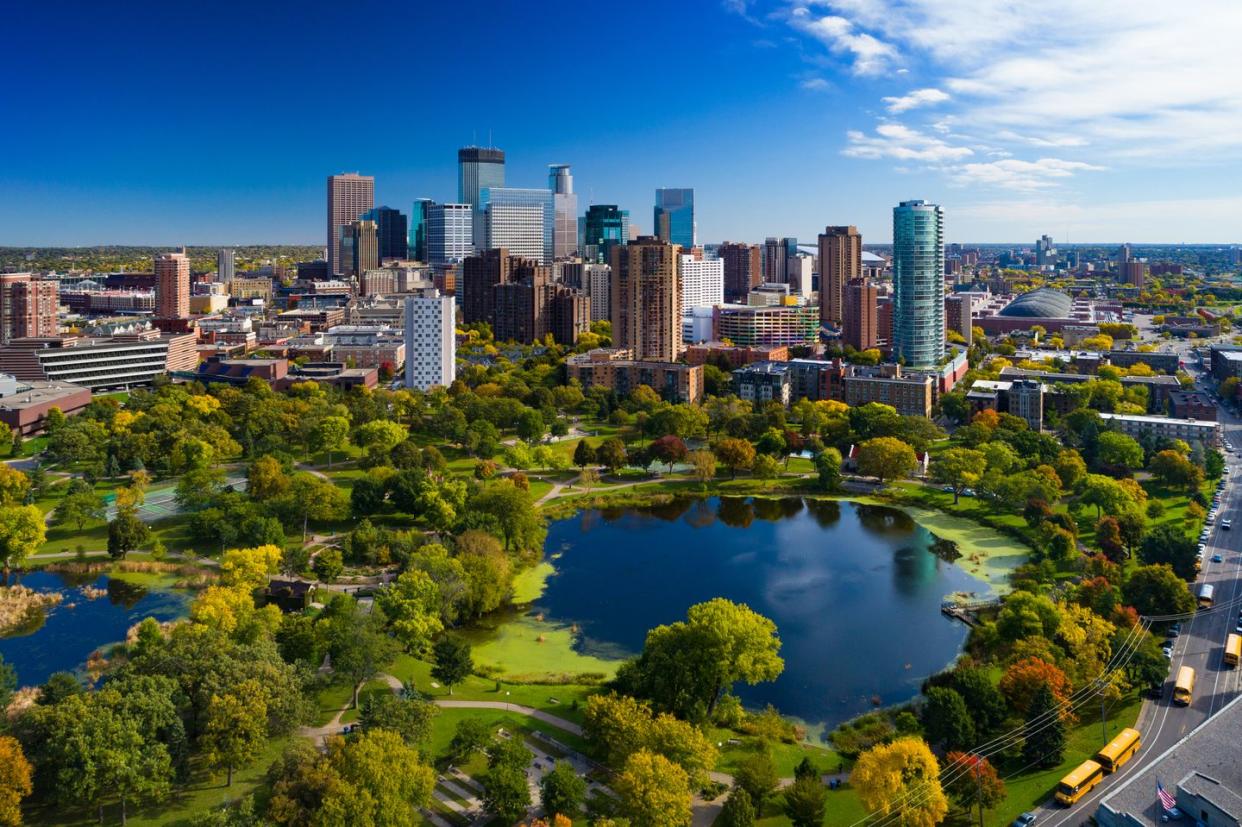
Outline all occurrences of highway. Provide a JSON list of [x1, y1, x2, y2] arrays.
[[1030, 341, 1242, 826]]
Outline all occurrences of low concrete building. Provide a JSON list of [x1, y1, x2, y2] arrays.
[[732, 361, 792, 407], [684, 342, 789, 368], [0, 330, 197, 390], [0, 374, 92, 435], [565, 348, 702, 404], [1099, 412, 1221, 450]]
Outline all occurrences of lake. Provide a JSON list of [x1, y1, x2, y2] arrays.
[[535, 496, 991, 729], [0, 571, 190, 687]]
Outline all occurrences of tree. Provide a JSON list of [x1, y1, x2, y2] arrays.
[[783, 775, 828, 827], [950, 667, 1009, 740], [516, 408, 546, 444], [324, 600, 400, 708], [312, 547, 344, 582], [614, 751, 692, 827], [715, 438, 756, 479], [931, 448, 987, 504], [999, 657, 1073, 717], [597, 438, 628, 473], [943, 752, 1005, 826], [374, 569, 444, 653], [219, 544, 283, 589], [573, 440, 596, 470], [1140, 523, 1199, 580], [540, 761, 587, 820], [0, 504, 45, 573], [1096, 431, 1145, 475], [1096, 516, 1126, 561], [922, 687, 975, 750], [1052, 449, 1088, 491], [0, 735, 32, 827], [851, 737, 948, 827], [688, 449, 717, 484], [247, 455, 290, 501], [448, 718, 491, 763], [855, 437, 917, 485], [431, 636, 473, 694], [1080, 474, 1137, 518], [1149, 449, 1203, 492], [354, 420, 408, 456], [49, 486, 101, 532], [483, 765, 531, 823], [719, 786, 756, 827], [201, 685, 267, 786], [1123, 564, 1196, 616], [734, 752, 779, 811], [1021, 684, 1066, 768], [650, 435, 689, 474], [814, 448, 843, 492], [473, 481, 544, 553], [107, 511, 149, 559], [0, 466, 30, 508], [311, 415, 351, 467], [325, 729, 435, 825], [752, 453, 780, 483]]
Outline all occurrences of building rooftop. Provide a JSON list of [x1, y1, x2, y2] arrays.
[[1098, 693, 1242, 826], [0, 378, 91, 410], [997, 287, 1074, 318], [1099, 412, 1220, 428], [733, 361, 792, 376]]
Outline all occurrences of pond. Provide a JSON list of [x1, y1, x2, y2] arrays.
[[532, 496, 992, 730], [0, 571, 190, 687]]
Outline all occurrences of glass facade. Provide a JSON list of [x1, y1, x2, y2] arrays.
[[362, 206, 408, 261], [458, 147, 505, 248], [548, 165, 578, 259], [654, 188, 694, 248], [892, 199, 945, 369], [480, 187, 554, 264], [408, 198, 432, 262], [582, 204, 630, 264], [427, 203, 473, 264]]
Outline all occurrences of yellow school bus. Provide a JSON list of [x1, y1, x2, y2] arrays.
[[1056, 759, 1105, 805], [1225, 633, 1241, 668], [1173, 666, 1196, 706], [1095, 727, 1141, 773]]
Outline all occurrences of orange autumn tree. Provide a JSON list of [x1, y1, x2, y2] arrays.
[[999, 656, 1075, 720]]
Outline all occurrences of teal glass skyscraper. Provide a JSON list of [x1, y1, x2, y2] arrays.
[[582, 204, 629, 263], [409, 198, 432, 262], [892, 199, 945, 369], [654, 188, 694, 248]]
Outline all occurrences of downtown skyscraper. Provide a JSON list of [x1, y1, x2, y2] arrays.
[[611, 236, 681, 362], [818, 225, 861, 327], [548, 164, 578, 260], [653, 188, 694, 248], [458, 147, 505, 249], [327, 173, 374, 276], [154, 248, 190, 320], [892, 200, 944, 369]]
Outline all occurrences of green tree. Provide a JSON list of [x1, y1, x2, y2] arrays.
[[573, 439, 596, 470], [597, 438, 628, 473], [472, 481, 544, 553], [324, 599, 399, 708], [783, 775, 828, 827], [855, 437, 918, 485], [312, 415, 351, 467], [540, 761, 588, 820], [326, 728, 436, 825], [430, 637, 473, 694], [814, 448, 843, 492], [1021, 684, 1065, 768], [201, 684, 267, 786], [615, 751, 692, 827], [930, 448, 987, 504], [1096, 431, 1145, 475], [922, 687, 975, 751], [0, 504, 45, 573], [943, 752, 1005, 827], [516, 408, 546, 444], [719, 786, 756, 827], [1123, 564, 1196, 616], [358, 694, 437, 746], [374, 569, 444, 653], [312, 547, 344, 582], [1140, 523, 1199, 580], [354, 420, 407, 456], [448, 718, 491, 763], [482, 765, 531, 823], [107, 511, 149, 559], [752, 453, 780, 482], [734, 751, 779, 811]]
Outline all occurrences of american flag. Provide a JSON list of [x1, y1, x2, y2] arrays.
[[1157, 780, 1177, 811]]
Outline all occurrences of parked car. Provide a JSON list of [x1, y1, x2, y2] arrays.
[[1171, 623, 1182, 636], [1223, 519, 1233, 529], [1213, 554, 1224, 563], [1012, 813, 1037, 827]]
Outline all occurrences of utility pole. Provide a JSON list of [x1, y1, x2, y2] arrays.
[[973, 755, 985, 827]]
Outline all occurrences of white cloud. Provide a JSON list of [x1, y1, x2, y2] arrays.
[[953, 158, 1105, 191], [800, 77, 831, 91], [882, 87, 949, 113], [844, 123, 973, 163], [787, 6, 897, 75]]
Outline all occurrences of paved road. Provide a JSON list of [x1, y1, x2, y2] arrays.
[[1033, 344, 1242, 826]]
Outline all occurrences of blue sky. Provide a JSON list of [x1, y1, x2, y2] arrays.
[[3, 0, 1240, 246]]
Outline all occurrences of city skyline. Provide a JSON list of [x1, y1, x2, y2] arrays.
[[4, 0, 1242, 246]]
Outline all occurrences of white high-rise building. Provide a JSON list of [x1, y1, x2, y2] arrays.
[[216, 248, 235, 282], [679, 253, 724, 310], [586, 263, 611, 322], [482, 187, 554, 264], [427, 203, 474, 264], [789, 252, 813, 299], [403, 289, 456, 391], [549, 164, 578, 260]]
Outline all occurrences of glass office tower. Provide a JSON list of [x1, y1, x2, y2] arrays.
[[892, 199, 945, 368], [362, 206, 408, 261], [582, 204, 630, 263], [458, 147, 505, 248], [654, 188, 694, 248], [548, 164, 578, 259], [480, 187, 554, 264], [408, 198, 432, 262]]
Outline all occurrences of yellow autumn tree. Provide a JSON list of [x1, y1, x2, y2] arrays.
[[852, 737, 949, 827], [0, 734, 33, 827], [219, 544, 284, 590]]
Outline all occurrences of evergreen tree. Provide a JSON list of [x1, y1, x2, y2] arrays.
[[719, 786, 756, 827], [1022, 684, 1065, 768]]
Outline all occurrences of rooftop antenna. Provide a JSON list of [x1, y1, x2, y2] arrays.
[[488, 129, 493, 148]]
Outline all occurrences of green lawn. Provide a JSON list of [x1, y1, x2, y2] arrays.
[[428, 707, 592, 760]]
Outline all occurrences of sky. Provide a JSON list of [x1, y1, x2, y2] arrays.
[[3, 0, 1241, 246]]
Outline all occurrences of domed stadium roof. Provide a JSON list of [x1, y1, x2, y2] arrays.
[[998, 287, 1073, 319]]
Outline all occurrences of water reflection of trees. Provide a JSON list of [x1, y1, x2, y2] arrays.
[[856, 504, 915, 536], [683, 499, 717, 529], [106, 578, 148, 609], [804, 499, 842, 528], [647, 497, 694, 522], [892, 545, 937, 595], [716, 497, 754, 528]]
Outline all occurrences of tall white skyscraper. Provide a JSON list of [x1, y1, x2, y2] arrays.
[[427, 203, 474, 264], [482, 187, 554, 264], [892, 199, 945, 369], [679, 253, 724, 310], [548, 164, 578, 260], [404, 289, 456, 391]]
